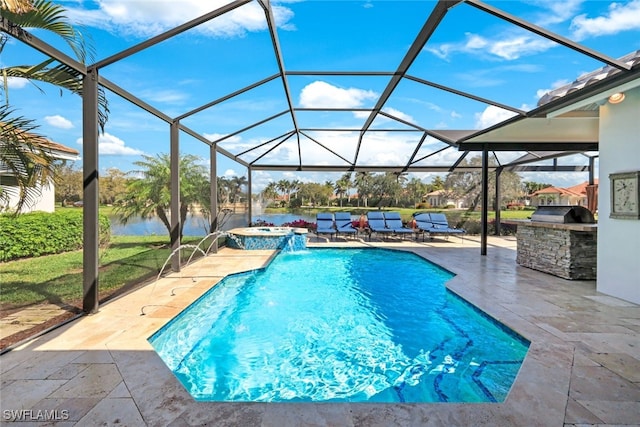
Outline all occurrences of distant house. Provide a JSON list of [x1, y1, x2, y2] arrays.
[[423, 189, 467, 209], [0, 132, 79, 213], [530, 180, 598, 208]]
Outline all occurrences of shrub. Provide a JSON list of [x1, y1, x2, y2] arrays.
[[0, 211, 110, 262], [251, 219, 275, 227], [451, 217, 517, 236], [506, 203, 525, 210]]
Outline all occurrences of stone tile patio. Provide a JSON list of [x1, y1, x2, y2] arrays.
[[1, 236, 639, 426]]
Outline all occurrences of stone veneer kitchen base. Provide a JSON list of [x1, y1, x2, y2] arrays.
[[515, 221, 597, 280]]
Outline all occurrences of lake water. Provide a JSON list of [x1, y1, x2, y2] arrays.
[[109, 212, 317, 236]]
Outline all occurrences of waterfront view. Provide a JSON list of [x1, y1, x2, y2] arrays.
[[109, 212, 316, 236]]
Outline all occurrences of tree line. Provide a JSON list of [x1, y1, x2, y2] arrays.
[[52, 152, 556, 232], [260, 158, 553, 210]]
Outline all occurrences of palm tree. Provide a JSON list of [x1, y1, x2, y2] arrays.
[[217, 177, 232, 205], [113, 154, 210, 240], [261, 182, 279, 204], [339, 172, 352, 201], [354, 172, 372, 208], [230, 175, 248, 204], [289, 179, 301, 201], [1, 0, 110, 212], [334, 177, 350, 208], [323, 180, 334, 206], [276, 179, 291, 202]]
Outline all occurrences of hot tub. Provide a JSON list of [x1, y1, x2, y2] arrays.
[[226, 227, 308, 251]]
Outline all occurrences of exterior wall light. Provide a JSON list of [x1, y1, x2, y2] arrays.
[[608, 92, 625, 104]]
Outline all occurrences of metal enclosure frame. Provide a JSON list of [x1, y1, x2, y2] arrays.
[[2, 0, 640, 313]]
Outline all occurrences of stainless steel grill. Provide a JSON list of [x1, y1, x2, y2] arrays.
[[530, 205, 596, 224]]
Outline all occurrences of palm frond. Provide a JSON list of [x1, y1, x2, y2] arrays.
[[1, 0, 108, 129], [1, 0, 89, 63], [0, 104, 56, 213], [0, 0, 33, 14], [3, 61, 110, 130]]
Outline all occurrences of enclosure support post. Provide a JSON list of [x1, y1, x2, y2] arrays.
[[494, 167, 502, 236], [170, 121, 180, 272], [481, 146, 489, 255], [210, 145, 218, 253], [82, 68, 100, 314], [247, 167, 252, 227]]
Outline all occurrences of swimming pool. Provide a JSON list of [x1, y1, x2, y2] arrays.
[[149, 248, 529, 403]]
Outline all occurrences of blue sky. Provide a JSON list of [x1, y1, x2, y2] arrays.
[[4, 0, 640, 191]]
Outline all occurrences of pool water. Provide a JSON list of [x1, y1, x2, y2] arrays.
[[149, 248, 529, 403]]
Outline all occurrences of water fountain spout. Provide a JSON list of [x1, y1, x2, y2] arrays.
[[143, 244, 207, 307], [282, 232, 295, 252]]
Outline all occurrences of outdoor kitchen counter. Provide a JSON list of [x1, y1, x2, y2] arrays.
[[507, 220, 597, 280]]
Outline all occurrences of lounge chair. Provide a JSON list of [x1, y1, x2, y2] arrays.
[[315, 212, 336, 241], [413, 212, 465, 242], [366, 211, 394, 240], [383, 211, 414, 239], [334, 212, 358, 239]]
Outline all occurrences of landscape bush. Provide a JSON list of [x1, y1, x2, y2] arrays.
[[0, 211, 111, 262]]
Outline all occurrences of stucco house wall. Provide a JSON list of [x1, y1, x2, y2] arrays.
[[1, 179, 56, 213], [0, 136, 79, 214], [424, 189, 466, 209], [597, 85, 640, 304]]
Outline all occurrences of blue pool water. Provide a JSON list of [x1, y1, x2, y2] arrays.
[[149, 248, 529, 403]]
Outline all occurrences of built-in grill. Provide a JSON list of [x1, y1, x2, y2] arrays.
[[530, 205, 596, 224]]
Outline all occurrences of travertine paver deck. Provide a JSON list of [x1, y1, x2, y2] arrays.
[[1, 237, 639, 426]]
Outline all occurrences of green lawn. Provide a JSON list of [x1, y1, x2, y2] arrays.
[[0, 235, 207, 310]]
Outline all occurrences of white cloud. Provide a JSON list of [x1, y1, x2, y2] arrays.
[[250, 170, 275, 193], [141, 89, 189, 105], [474, 105, 519, 129], [223, 169, 239, 177], [66, 0, 295, 38], [381, 107, 415, 124], [427, 32, 555, 61], [533, 0, 584, 26], [203, 133, 242, 144], [299, 81, 378, 108], [6, 77, 28, 89], [44, 115, 74, 129], [571, 0, 640, 40], [77, 132, 145, 156], [488, 36, 555, 61]]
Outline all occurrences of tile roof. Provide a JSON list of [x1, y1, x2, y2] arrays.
[[538, 50, 640, 106], [531, 180, 598, 197], [1, 123, 79, 157]]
